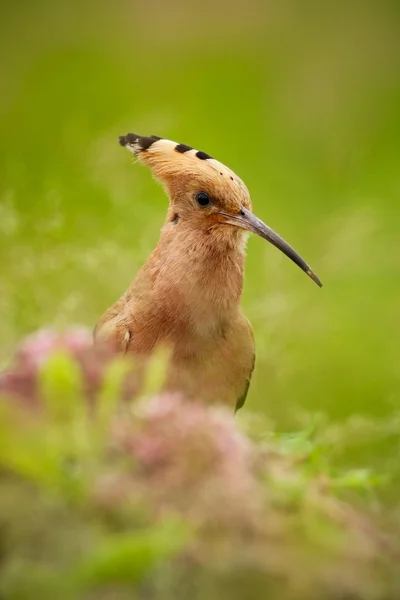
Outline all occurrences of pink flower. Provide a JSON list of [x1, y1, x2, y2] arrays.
[[0, 327, 117, 405]]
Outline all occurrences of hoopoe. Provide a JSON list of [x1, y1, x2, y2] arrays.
[[95, 134, 321, 410]]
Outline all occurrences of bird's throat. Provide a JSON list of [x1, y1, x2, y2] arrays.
[[134, 227, 246, 341]]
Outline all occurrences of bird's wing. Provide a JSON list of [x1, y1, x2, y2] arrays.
[[235, 352, 255, 412], [94, 299, 131, 353], [234, 317, 255, 412]]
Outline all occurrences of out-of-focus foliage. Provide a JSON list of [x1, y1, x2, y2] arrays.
[[1, 0, 399, 424], [0, 330, 399, 600], [1, 0, 400, 596]]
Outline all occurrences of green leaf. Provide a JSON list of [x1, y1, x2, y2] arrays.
[[141, 345, 171, 397], [39, 351, 84, 423], [95, 357, 132, 436], [77, 518, 189, 587], [331, 468, 387, 491]]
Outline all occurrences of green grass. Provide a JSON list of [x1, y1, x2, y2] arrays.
[[1, 0, 400, 596]]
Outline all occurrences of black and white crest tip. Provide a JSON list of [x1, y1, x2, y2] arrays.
[[175, 143, 193, 153], [119, 133, 214, 162], [119, 133, 161, 152], [174, 143, 213, 160], [196, 150, 213, 160]]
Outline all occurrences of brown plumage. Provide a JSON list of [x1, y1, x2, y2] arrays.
[[95, 134, 322, 411]]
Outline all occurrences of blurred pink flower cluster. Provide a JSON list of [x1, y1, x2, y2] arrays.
[[0, 328, 116, 406], [104, 394, 263, 530], [0, 329, 397, 598], [0, 328, 266, 539]]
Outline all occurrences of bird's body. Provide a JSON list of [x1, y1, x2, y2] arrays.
[[95, 134, 321, 410], [96, 217, 254, 407]]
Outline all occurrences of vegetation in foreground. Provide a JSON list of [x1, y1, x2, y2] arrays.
[[0, 329, 399, 600], [1, 2, 400, 597]]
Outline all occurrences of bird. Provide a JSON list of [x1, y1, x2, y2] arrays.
[[94, 133, 322, 411]]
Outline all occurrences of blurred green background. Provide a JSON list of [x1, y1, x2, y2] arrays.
[[1, 0, 399, 444]]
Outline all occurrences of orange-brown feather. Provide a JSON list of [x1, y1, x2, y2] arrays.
[[95, 135, 255, 409]]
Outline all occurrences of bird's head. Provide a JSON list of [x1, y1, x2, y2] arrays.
[[119, 133, 322, 287]]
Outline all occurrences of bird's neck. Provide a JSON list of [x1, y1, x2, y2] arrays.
[[131, 225, 247, 333]]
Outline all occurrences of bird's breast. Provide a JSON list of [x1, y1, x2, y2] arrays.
[[166, 311, 255, 408]]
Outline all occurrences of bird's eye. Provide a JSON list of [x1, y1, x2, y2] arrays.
[[196, 192, 211, 207]]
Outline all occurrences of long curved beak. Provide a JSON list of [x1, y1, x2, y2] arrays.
[[220, 206, 322, 287]]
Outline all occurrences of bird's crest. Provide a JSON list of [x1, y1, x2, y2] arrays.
[[119, 133, 251, 209]]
